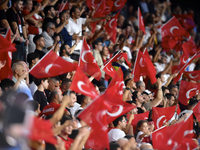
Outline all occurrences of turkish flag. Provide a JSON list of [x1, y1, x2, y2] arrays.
[[105, 68, 124, 100], [131, 111, 149, 133], [104, 11, 120, 43], [78, 94, 109, 150], [138, 7, 146, 34], [103, 61, 116, 78], [182, 38, 197, 56], [28, 117, 57, 145], [70, 67, 99, 99], [90, 0, 106, 33], [173, 51, 200, 84], [183, 70, 200, 81], [86, 0, 101, 10], [173, 13, 196, 32], [193, 102, 200, 123], [161, 16, 189, 38], [58, 1, 68, 13], [179, 46, 190, 66], [178, 80, 200, 105], [175, 138, 198, 150], [0, 29, 14, 80], [161, 36, 182, 52], [79, 38, 101, 80], [111, 0, 127, 12], [29, 50, 77, 79], [152, 106, 177, 130], [132, 49, 157, 84], [123, 52, 131, 67], [152, 115, 193, 150]]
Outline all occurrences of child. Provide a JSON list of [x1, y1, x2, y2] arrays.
[[135, 120, 152, 147], [33, 78, 49, 111]]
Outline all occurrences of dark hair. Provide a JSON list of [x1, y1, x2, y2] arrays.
[[27, 52, 39, 66], [110, 141, 120, 150], [25, 101, 39, 112], [123, 70, 131, 80], [145, 15, 154, 25], [162, 86, 169, 93], [136, 81, 143, 89], [0, 79, 15, 91], [112, 115, 126, 127], [92, 40, 102, 49], [70, 6, 78, 16], [124, 134, 135, 140], [113, 44, 120, 52], [188, 98, 198, 108], [59, 10, 68, 20], [49, 76, 60, 82], [168, 85, 178, 92], [61, 78, 72, 86], [63, 90, 76, 96], [59, 43, 67, 56], [49, 89, 59, 102], [12, 0, 23, 5], [119, 34, 125, 42], [44, 5, 54, 16], [156, 72, 162, 79], [165, 93, 175, 101], [135, 120, 148, 136], [60, 115, 72, 125], [77, 95, 87, 105], [33, 77, 48, 86], [125, 78, 131, 86], [132, 91, 138, 101], [33, 34, 43, 45]]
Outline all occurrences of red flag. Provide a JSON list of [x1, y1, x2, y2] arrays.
[[132, 49, 157, 84], [29, 50, 77, 78], [182, 38, 197, 56], [70, 67, 99, 99], [28, 117, 57, 145], [152, 106, 177, 130], [104, 11, 120, 43], [103, 68, 136, 123], [86, 0, 101, 10], [175, 138, 198, 150], [0, 29, 14, 80], [178, 80, 200, 105], [78, 95, 109, 150], [79, 38, 101, 80], [58, 1, 68, 13], [173, 13, 196, 32], [90, 0, 106, 33], [183, 70, 200, 81], [161, 16, 189, 38], [123, 53, 131, 67], [173, 51, 200, 84], [0, 32, 16, 53], [131, 111, 149, 132], [103, 61, 116, 78], [111, 0, 127, 12], [193, 102, 200, 123], [138, 7, 146, 34], [161, 36, 183, 52], [152, 115, 193, 150], [105, 68, 124, 100]]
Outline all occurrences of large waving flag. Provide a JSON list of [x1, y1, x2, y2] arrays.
[[79, 38, 101, 80], [70, 67, 99, 99], [29, 50, 77, 78], [138, 7, 146, 34]]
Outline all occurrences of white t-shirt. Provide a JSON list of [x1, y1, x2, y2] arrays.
[[108, 128, 126, 142], [154, 62, 166, 73], [62, 56, 74, 63], [136, 131, 144, 147], [123, 46, 132, 60], [70, 102, 81, 116], [65, 17, 86, 50]]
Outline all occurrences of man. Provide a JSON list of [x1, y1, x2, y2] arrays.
[[132, 91, 146, 113], [42, 22, 59, 51], [136, 81, 146, 94], [77, 95, 92, 110], [43, 6, 68, 33], [60, 78, 72, 94], [66, 6, 110, 51], [12, 62, 33, 100], [63, 91, 77, 116], [165, 93, 175, 107], [169, 85, 179, 99], [59, 10, 78, 47], [44, 77, 60, 101], [108, 115, 127, 142], [40, 89, 70, 117], [92, 40, 105, 82], [154, 54, 168, 73], [6, 0, 29, 60], [33, 34, 46, 59]]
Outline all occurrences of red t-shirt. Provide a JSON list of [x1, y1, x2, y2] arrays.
[[40, 102, 67, 117], [59, 136, 74, 150]]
